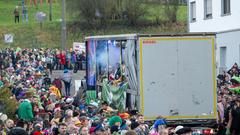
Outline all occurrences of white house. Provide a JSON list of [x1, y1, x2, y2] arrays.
[[188, 0, 240, 72]]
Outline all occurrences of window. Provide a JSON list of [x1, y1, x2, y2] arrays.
[[222, 0, 231, 15], [220, 47, 226, 68], [190, 2, 196, 22], [204, 0, 212, 19]]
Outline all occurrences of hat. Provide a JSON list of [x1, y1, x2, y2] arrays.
[[130, 122, 140, 130], [75, 120, 81, 126], [54, 107, 61, 113], [89, 101, 99, 108], [64, 69, 68, 73], [79, 116, 89, 121], [0, 113, 8, 122], [91, 116, 100, 122], [176, 127, 192, 135], [174, 125, 184, 133], [119, 113, 130, 119], [109, 116, 122, 127], [130, 110, 138, 115], [110, 126, 119, 134], [9, 127, 28, 135], [153, 119, 167, 129], [94, 124, 105, 132], [66, 98, 74, 104]]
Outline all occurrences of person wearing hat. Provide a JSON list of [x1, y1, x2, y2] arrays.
[[108, 116, 122, 134], [51, 109, 62, 126], [61, 69, 72, 96], [94, 124, 106, 135], [175, 127, 192, 135], [8, 127, 28, 135], [52, 76, 63, 95], [174, 125, 184, 134], [79, 116, 90, 128], [109, 116, 122, 127], [17, 99, 34, 122], [149, 118, 167, 135]]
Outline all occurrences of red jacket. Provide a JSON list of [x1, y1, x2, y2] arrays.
[[60, 54, 66, 65]]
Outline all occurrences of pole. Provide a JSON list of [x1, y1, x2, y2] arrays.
[[61, 0, 66, 50], [49, 0, 52, 21], [107, 42, 109, 80]]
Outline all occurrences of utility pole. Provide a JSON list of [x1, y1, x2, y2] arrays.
[[61, 0, 66, 50], [49, 0, 52, 21]]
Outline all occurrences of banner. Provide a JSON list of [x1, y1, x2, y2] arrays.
[[4, 34, 13, 43]]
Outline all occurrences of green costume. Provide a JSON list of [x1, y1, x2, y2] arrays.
[[17, 100, 33, 121]]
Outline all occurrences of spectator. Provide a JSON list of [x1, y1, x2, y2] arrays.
[[8, 127, 28, 135], [79, 116, 90, 128], [229, 97, 240, 135], [58, 123, 69, 135], [125, 130, 137, 135], [0, 120, 6, 135], [61, 69, 72, 96], [175, 127, 192, 135], [52, 76, 63, 95], [17, 99, 34, 122], [79, 126, 89, 135], [13, 6, 20, 23], [3, 119, 14, 134], [22, 6, 28, 23]]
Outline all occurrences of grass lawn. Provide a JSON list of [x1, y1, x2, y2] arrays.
[[0, 0, 61, 25], [143, 3, 187, 23], [0, 0, 187, 49]]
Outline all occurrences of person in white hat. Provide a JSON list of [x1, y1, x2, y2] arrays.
[[174, 125, 184, 134]]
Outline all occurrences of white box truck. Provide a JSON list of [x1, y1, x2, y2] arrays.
[[85, 33, 217, 124]]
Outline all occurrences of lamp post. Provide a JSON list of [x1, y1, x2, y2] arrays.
[[49, 0, 52, 21], [61, 0, 66, 50]]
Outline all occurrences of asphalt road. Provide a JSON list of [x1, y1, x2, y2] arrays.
[[51, 70, 86, 97]]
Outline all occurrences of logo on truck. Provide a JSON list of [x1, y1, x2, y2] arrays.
[[142, 40, 156, 44]]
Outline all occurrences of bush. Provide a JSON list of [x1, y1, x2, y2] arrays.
[[0, 87, 18, 120], [164, 0, 179, 23], [125, 0, 146, 25]]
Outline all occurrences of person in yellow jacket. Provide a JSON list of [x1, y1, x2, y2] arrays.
[[49, 85, 61, 99]]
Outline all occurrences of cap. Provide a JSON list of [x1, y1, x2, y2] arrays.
[[176, 127, 192, 135], [75, 120, 81, 126], [174, 125, 184, 133], [66, 98, 74, 104], [79, 116, 89, 121]]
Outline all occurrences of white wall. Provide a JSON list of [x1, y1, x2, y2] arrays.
[[189, 0, 240, 32], [216, 30, 240, 70]]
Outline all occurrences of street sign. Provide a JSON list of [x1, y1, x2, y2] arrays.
[[4, 34, 13, 43]]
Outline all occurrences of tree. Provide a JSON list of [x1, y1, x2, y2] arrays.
[[0, 87, 18, 120], [67, 0, 113, 28], [164, 0, 179, 23], [125, 0, 146, 25]]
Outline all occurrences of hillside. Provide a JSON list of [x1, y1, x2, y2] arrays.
[[0, 0, 187, 48]]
